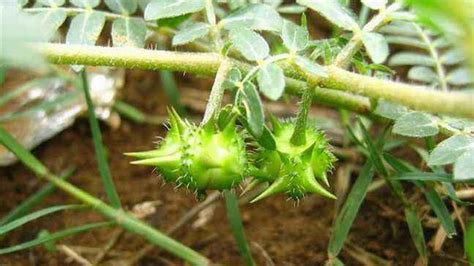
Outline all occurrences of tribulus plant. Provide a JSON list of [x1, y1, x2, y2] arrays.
[[250, 117, 336, 202], [1, 0, 474, 265], [126, 109, 247, 195]]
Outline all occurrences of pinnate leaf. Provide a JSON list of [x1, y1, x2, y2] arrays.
[[229, 28, 269, 61], [144, 0, 205, 20], [257, 63, 285, 100]]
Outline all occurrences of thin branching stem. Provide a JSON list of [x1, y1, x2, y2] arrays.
[[290, 84, 314, 146], [34, 43, 474, 119], [333, 3, 402, 68], [414, 24, 449, 91], [202, 59, 231, 124]]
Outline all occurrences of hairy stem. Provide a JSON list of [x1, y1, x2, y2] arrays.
[[290, 84, 314, 146], [34, 43, 474, 119], [333, 3, 402, 68], [202, 59, 231, 124]]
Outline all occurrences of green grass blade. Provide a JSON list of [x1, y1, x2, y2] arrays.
[[223, 190, 255, 266], [384, 153, 457, 236], [0, 205, 82, 235], [357, 118, 388, 177], [0, 126, 48, 176], [0, 168, 74, 225], [328, 161, 375, 257], [391, 172, 453, 182], [404, 207, 428, 263], [0, 127, 210, 265], [466, 218, 474, 264], [0, 221, 113, 255], [113, 100, 147, 123], [160, 70, 186, 115], [113, 100, 164, 125], [79, 71, 121, 208], [423, 186, 457, 237]]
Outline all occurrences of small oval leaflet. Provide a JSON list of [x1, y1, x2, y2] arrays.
[[229, 28, 270, 61], [393, 112, 439, 137]]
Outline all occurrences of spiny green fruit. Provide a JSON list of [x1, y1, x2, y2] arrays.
[[126, 108, 247, 195], [251, 117, 336, 202]]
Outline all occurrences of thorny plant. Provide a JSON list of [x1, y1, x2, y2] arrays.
[[0, 0, 473, 265]]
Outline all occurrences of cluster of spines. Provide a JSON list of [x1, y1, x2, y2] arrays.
[[126, 108, 247, 197], [126, 109, 336, 202], [249, 118, 336, 202]]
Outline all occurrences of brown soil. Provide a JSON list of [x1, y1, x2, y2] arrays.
[[0, 70, 467, 266]]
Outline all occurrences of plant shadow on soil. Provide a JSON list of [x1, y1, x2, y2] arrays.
[[0, 70, 465, 266]]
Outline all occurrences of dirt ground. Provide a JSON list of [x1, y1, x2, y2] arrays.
[[0, 70, 467, 265]]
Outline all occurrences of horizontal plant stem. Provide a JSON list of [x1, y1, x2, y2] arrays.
[[34, 43, 474, 119], [322, 66, 474, 119]]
